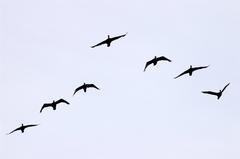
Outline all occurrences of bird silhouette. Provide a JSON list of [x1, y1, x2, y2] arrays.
[[40, 99, 70, 113], [144, 56, 171, 71], [91, 33, 127, 48], [73, 83, 100, 95], [174, 65, 209, 79], [202, 83, 230, 99], [7, 124, 39, 135]]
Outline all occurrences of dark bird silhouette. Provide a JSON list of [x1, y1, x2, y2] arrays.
[[174, 65, 209, 79], [202, 83, 230, 99], [7, 124, 38, 135], [73, 83, 100, 95], [40, 99, 70, 113], [144, 56, 171, 71], [91, 33, 127, 48]]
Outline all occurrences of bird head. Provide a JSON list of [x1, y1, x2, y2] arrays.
[[190, 65, 192, 68], [107, 35, 110, 39], [21, 123, 24, 127]]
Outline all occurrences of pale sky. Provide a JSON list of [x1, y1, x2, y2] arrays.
[[1, 0, 240, 159]]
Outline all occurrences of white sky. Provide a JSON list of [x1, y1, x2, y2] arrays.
[[1, 0, 240, 159]]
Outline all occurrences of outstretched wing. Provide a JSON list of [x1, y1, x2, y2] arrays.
[[156, 56, 171, 62], [174, 69, 189, 79], [192, 65, 209, 71], [202, 91, 219, 96], [110, 33, 127, 41], [24, 124, 39, 129], [86, 84, 100, 90], [7, 127, 21, 135], [144, 59, 154, 72], [56, 98, 70, 105], [222, 83, 230, 92], [91, 39, 108, 48], [73, 85, 84, 96], [40, 103, 53, 113]]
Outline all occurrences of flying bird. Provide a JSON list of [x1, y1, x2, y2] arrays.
[[7, 124, 38, 135], [40, 99, 70, 113], [202, 83, 230, 99], [91, 33, 127, 48], [73, 83, 100, 95], [144, 56, 171, 71], [174, 65, 209, 79]]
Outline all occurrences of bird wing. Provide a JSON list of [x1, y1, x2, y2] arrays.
[[24, 124, 39, 129], [7, 127, 21, 135], [192, 65, 209, 71], [156, 56, 171, 62], [222, 83, 230, 92], [86, 84, 100, 90], [202, 91, 219, 96], [73, 85, 84, 95], [56, 98, 70, 105], [174, 69, 190, 79], [40, 103, 53, 113], [91, 39, 108, 48], [144, 59, 154, 71], [110, 33, 127, 41]]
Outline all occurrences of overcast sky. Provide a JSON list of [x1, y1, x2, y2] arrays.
[[1, 0, 240, 159]]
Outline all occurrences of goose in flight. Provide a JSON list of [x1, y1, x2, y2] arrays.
[[73, 83, 100, 95], [144, 56, 171, 71], [40, 99, 70, 113], [202, 83, 230, 99], [7, 124, 38, 135], [91, 33, 127, 48], [174, 65, 209, 79]]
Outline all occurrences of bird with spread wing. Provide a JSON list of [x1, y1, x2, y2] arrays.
[[174, 65, 209, 79], [40, 98, 70, 113], [144, 56, 171, 71], [7, 124, 39, 135], [73, 83, 100, 96], [91, 33, 127, 48], [202, 83, 230, 99]]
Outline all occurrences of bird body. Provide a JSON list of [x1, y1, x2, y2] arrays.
[[174, 65, 209, 79], [91, 33, 127, 48], [202, 83, 230, 99], [8, 124, 38, 135], [40, 99, 70, 113], [73, 83, 99, 95], [144, 56, 171, 71]]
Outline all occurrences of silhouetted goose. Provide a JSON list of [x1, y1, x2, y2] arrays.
[[202, 83, 230, 99], [144, 56, 171, 71], [73, 83, 100, 95], [91, 33, 127, 48], [7, 124, 38, 135], [40, 98, 70, 113], [174, 65, 209, 79]]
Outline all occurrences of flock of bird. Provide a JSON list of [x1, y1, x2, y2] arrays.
[[7, 33, 230, 135]]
